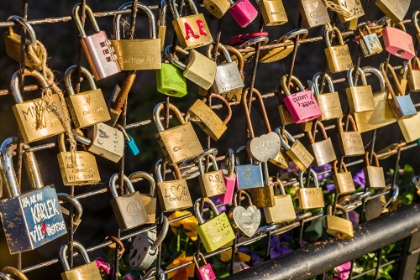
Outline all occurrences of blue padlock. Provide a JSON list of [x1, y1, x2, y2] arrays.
[[118, 125, 140, 156]]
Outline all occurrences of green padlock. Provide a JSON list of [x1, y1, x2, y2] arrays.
[[156, 60, 187, 98]]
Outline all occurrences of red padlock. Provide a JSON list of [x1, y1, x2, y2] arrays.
[[228, 0, 259, 28], [381, 20, 415, 60], [230, 32, 269, 45]]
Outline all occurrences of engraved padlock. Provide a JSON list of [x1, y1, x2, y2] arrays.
[[280, 129, 314, 171], [364, 151, 386, 190], [312, 72, 343, 121], [332, 160, 355, 195], [229, 190, 261, 238], [325, 204, 354, 240], [203, 0, 231, 19], [381, 19, 415, 60], [235, 146, 264, 190], [128, 171, 157, 224], [297, 169, 325, 209], [72, 4, 120, 80], [57, 193, 83, 234], [197, 151, 227, 198], [156, 59, 187, 98], [346, 67, 375, 113], [324, 26, 353, 73], [268, 127, 290, 169], [336, 115, 365, 157], [259, 0, 288, 26], [375, 0, 410, 23], [298, 0, 330, 28], [358, 22, 383, 57], [264, 178, 296, 224], [247, 162, 275, 208], [194, 252, 216, 280], [333, 0, 364, 25], [219, 149, 237, 204], [228, 0, 259, 28], [307, 121, 337, 166]]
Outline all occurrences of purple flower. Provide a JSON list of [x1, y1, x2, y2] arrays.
[[353, 169, 365, 188], [95, 258, 111, 275], [312, 163, 333, 181], [326, 183, 335, 192], [333, 261, 352, 279], [210, 196, 226, 213], [123, 274, 135, 280], [238, 247, 262, 265], [270, 235, 292, 258], [283, 162, 300, 174], [348, 210, 359, 227]]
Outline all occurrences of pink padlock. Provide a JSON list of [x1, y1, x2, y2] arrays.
[[219, 149, 237, 205], [228, 0, 258, 28], [281, 74, 322, 123], [195, 253, 216, 280], [382, 22, 415, 60]]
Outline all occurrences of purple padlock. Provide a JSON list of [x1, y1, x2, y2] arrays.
[[228, 0, 258, 28], [195, 253, 216, 280], [219, 149, 237, 204]]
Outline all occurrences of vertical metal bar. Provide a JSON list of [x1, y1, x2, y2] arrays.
[[373, 248, 383, 279], [114, 230, 121, 280], [229, 237, 238, 275], [398, 231, 420, 280]]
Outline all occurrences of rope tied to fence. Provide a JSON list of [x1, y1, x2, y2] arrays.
[[323, 0, 353, 18]]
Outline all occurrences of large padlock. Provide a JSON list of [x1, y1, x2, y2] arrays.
[[109, 173, 149, 230], [197, 151, 227, 198], [57, 133, 100, 186], [358, 22, 383, 57], [73, 4, 120, 80], [333, 0, 364, 25], [307, 121, 337, 166], [11, 68, 65, 143], [298, 0, 330, 28], [264, 178, 296, 224], [297, 169, 325, 209], [375, 0, 410, 23], [195, 197, 235, 252], [1, 267, 28, 280], [280, 129, 314, 171], [235, 146, 264, 190], [259, 0, 288, 26], [154, 102, 203, 164], [155, 159, 193, 211], [228, 0, 259, 28], [268, 127, 290, 169], [156, 60, 187, 98], [332, 160, 355, 195], [194, 252, 216, 280], [364, 151, 385, 190], [324, 26, 353, 73], [111, 2, 161, 70], [170, 0, 213, 49], [281, 74, 322, 123], [128, 171, 157, 224], [203, 0, 231, 19], [64, 65, 110, 128], [57, 193, 83, 234], [60, 241, 102, 280], [247, 162, 275, 208], [346, 67, 375, 113], [312, 72, 343, 121], [229, 190, 261, 237], [219, 149, 237, 204], [0, 138, 66, 254], [381, 20, 415, 60], [325, 205, 354, 240], [336, 115, 365, 157]]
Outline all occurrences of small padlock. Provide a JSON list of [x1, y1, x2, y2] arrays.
[[228, 0, 259, 28], [72, 4, 120, 80], [195, 197, 236, 252], [57, 133, 100, 186], [219, 149, 237, 204], [203, 0, 231, 19], [332, 160, 355, 195], [128, 171, 157, 224], [1, 267, 28, 280], [325, 204, 354, 239], [364, 151, 386, 190], [375, 0, 410, 23], [280, 129, 314, 171], [155, 159, 193, 211], [194, 252, 216, 280], [358, 22, 383, 57], [312, 72, 343, 121], [324, 26, 353, 73], [280, 74, 322, 123], [346, 67, 375, 113], [117, 125, 140, 156], [235, 146, 264, 190], [57, 193, 83, 234], [229, 190, 261, 237], [298, 0, 330, 28], [398, 113, 420, 143], [259, 0, 288, 26], [297, 169, 325, 209], [336, 115, 365, 157], [60, 241, 102, 280], [406, 58, 420, 92], [154, 102, 203, 164], [156, 60, 187, 98], [103, 236, 125, 261], [197, 152, 227, 198], [307, 121, 337, 166], [170, 0, 213, 49], [264, 178, 296, 224], [333, 0, 364, 25], [109, 173, 149, 230], [247, 162, 275, 208], [381, 20, 415, 60], [365, 184, 398, 221], [268, 127, 290, 169]]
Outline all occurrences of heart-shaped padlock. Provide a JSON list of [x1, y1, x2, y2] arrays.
[[229, 190, 261, 238]]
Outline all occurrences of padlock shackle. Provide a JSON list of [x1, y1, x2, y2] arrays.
[[328, 204, 349, 220], [307, 121, 329, 144], [279, 127, 294, 150], [197, 148, 219, 174], [0, 272, 10, 280], [60, 241, 91, 271], [347, 67, 367, 87], [362, 66, 386, 94], [193, 252, 208, 268], [153, 101, 187, 132], [114, 1, 157, 40], [380, 62, 405, 98], [365, 151, 380, 167], [128, 171, 156, 197], [278, 28, 309, 43], [384, 184, 399, 208], [323, 26, 345, 48], [312, 72, 335, 96], [104, 235, 125, 256], [299, 168, 319, 188], [206, 43, 233, 63], [144, 267, 165, 279], [242, 88, 272, 139], [169, 0, 199, 19], [22, 147, 44, 189], [58, 133, 69, 153], [233, 189, 253, 207], [72, 4, 101, 38], [333, 159, 348, 174], [275, 178, 287, 196], [239, 36, 269, 49], [0, 137, 20, 197], [151, 215, 169, 251], [413, 10, 420, 33], [165, 45, 189, 70], [7, 16, 37, 48], [109, 173, 136, 198], [155, 158, 164, 183], [357, 22, 372, 36], [410, 57, 420, 70], [159, 0, 167, 27], [194, 197, 220, 224], [72, 129, 92, 146], [281, 74, 306, 95], [57, 193, 83, 230], [116, 124, 131, 142], [224, 148, 235, 178], [1, 267, 28, 280], [337, 114, 358, 133], [201, 93, 232, 125], [396, 21, 407, 32], [11, 68, 50, 104], [64, 65, 97, 96]]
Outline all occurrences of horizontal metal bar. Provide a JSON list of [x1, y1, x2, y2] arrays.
[[351, 258, 401, 279]]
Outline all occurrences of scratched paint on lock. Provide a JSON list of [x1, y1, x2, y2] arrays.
[[235, 165, 264, 189]]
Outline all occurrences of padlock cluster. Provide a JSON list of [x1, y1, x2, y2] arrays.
[[0, 0, 419, 279]]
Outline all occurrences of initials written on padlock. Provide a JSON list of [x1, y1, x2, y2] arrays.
[[298, 0, 330, 28], [312, 72, 343, 120], [281, 129, 314, 171], [297, 169, 325, 209], [229, 190, 261, 238], [324, 26, 353, 73], [197, 151, 227, 198]]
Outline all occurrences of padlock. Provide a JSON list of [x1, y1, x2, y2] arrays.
[[365, 184, 398, 221], [297, 169, 325, 209], [358, 22, 383, 57], [219, 149, 237, 204], [111, 2, 161, 70], [60, 241, 102, 280], [406, 58, 420, 92], [109, 173, 149, 230], [259, 0, 288, 26], [324, 26, 353, 73], [375, 0, 410, 23], [72, 122, 124, 163], [235, 146, 264, 190], [231, 35, 269, 63], [57, 193, 83, 234], [11, 68, 65, 143], [166, 45, 217, 90], [128, 171, 157, 224], [307, 121, 337, 166], [129, 216, 169, 270], [381, 62, 417, 119], [312, 72, 343, 121], [381, 20, 415, 60], [155, 159, 193, 211], [103, 236, 125, 261], [154, 102, 203, 164], [72, 4, 120, 80], [143, 268, 166, 280], [346, 67, 375, 113], [117, 124, 140, 156], [203, 0, 231, 19], [280, 74, 322, 123], [156, 60, 187, 98], [298, 0, 330, 28], [398, 113, 420, 143], [197, 152, 227, 198], [268, 127, 290, 169], [263, 178, 296, 224], [325, 204, 354, 240], [332, 160, 355, 195], [57, 133, 100, 186], [64, 65, 110, 128], [278, 103, 295, 126], [333, 0, 364, 24], [280, 129, 314, 171], [364, 151, 385, 190], [0, 138, 66, 254], [170, 0, 213, 49], [336, 115, 365, 157], [195, 197, 235, 252], [247, 162, 275, 208], [228, 0, 259, 28], [4, 16, 42, 70], [229, 190, 261, 237], [1, 267, 28, 280], [194, 252, 216, 280]]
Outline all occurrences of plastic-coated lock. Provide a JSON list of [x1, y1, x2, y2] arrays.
[[228, 0, 259, 28]]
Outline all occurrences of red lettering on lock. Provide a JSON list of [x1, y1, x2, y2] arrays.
[[196, 20, 207, 37], [184, 22, 200, 40]]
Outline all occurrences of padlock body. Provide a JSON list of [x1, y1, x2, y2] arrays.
[[235, 164, 264, 189], [334, 0, 364, 23], [337, 131, 365, 156], [346, 85, 375, 113], [315, 92, 343, 120], [203, 0, 230, 19], [298, 0, 330, 28], [111, 39, 161, 70], [408, 70, 420, 92], [364, 166, 385, 189], [298, 187, 325, 209], [13, 94, 66, 143], [80, 31, 120, 80], [259, 44, 293, 63], [129, 229, 157, 270], [228, 0, 258, 28], [325, 45, 353, 73], [398, 113, 420, 142], [259, 0, 288, 26], [110, 191, 149, 230], [219, 163, 236, 204], [268, 150, 289, 169], [332, 171, 355, 195], [67, 89, 111, 128], [156, 63, 188, 98], [283, 90, 322, 123], [246, 132, 281, 163], [157, 179, 192, 211], [0, 187, 66, 254], [326, 215, 354, 239], [375, 0, 411, 23], [57, 151, 101, 186], [199, 170, 227, 197], [389, 95, 417, 119], [308, 138, 337, 166], [172, 14, 213, 50], [248, 186, 275, 208], [197, 263, 217, 280], [213, 63, 244, 94], [359, 33, 383, 57], [220, 85, 243, 103], [365, 196, 388, 221], [197, 212, 235, 252], [61, 262, 102, 280], [264, 194, 296, 223], [139, 194, 157, 224], [278, 104, 295, 125], [382, 27, 415, 60], [87, 123, 124, 163], [285, 140, 314, 171], [183, 50, 217, 90], [126, 135, 140, 156], [4, 30, 42, 71]]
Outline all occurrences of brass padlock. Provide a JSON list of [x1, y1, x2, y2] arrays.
[[375, 0, 410, 23], [337, 115, 365, 157], [364, 151, 385, 190], [128, 171, 158, 224], [346, 67, 375, 113], [268, 127, 290, 169], [229, 190, 261, 238], [297, 169, 325, 209], [358, 22, 383, 57], [278, 103, 295, 126], [60, 241, 102, 280], [248, 162, 275, 208], [307, 121, 337, 166], [324, 26, 353, 73], [398, 113, 420, 143], [264, 178, 296, 224], [332, 160, 355, 195], [1, 266, 28, 280], [298, 0, 330, 28], [197, 151, 227, 198], [333, 0, 364, 25], [259, 0, 288, 26], [203, 0, 231, 19], [154, 102, 203, 164], [365, 184, 398, 221], [325, 205, 354, 240], [406, 58, 420, 92], [414, 11, 420, 43], [57, 193, 83, 234], [158, 1, 167, 51], [281, 129, 314, 171], [312, 72, 343, 121]]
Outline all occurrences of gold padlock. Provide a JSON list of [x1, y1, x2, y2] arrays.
[[332, 160, 355, 195], [197, 150, 227, 198], [259, 0, 288, 26], [346, 67, 375, 113], [298, 0, 330, 28], [398, 113, 420, 143], [129, 171, 158, 224], [203, 0, 231, 19], [324, 26, 353, 73], [312, 72, 343, 121], [325, 204, 354, 240], [278, 104, 295, 126], [365, 184, 398, 221], [333, 0, 364, 25], [307, 121, 337, 166], [375, 0, 410, 23], [407, 58, 420, 92], [364, 151, 385, 190], [263, 178, 296, 224], [297, 169, 325, 210], [281, 129, 314, 171], [336, 115, 365, 157], [248, 162, 275, 208], [268, 127, 290, 169], [218, 45, 245, 102]]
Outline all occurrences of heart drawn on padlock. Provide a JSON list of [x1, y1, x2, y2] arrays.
[[171, 185, 185, 200], [232, 204, 261, 238], [247, 132, 281, 162]]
